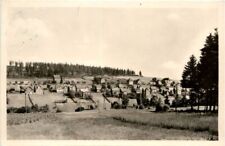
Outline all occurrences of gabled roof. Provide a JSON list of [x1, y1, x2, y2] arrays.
[[133, 79, 141, 84]]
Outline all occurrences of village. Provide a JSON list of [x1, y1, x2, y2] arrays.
[[6, 74, 191, 113]]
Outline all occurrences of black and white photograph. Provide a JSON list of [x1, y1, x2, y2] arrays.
[[1, 0, 225, 145]]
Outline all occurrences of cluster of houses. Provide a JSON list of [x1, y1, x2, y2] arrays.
[[7, 75, 191, 110], [90, 76, 190, 107]]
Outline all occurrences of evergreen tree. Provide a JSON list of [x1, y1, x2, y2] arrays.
[[139, 71, 143, 77], [198, 29, 218, 111], [181, 55, 198, 110]]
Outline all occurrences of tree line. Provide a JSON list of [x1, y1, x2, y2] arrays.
[[7, 61, 136, 78], [181, 29, 218, 112]]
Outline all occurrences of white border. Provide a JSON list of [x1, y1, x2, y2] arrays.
[[1, 0, 225, 146]]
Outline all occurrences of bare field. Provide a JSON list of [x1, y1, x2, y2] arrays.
[[7, 92, 65, 112], [7, 110, 217, 140]]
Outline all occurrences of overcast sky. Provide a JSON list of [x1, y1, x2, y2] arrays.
[[6, 4, 219, 80]]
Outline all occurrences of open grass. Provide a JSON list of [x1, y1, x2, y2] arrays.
[[7, 113, 57, 125], [111, 111, 218, 136], [7, 110, 218, 140]]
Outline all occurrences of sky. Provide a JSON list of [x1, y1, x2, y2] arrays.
[[6, 4, 219, 80]]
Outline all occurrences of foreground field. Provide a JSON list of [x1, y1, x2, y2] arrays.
[[7, 110, 218, 140]]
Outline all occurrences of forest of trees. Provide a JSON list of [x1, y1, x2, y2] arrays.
[[7, 61, 136, 78], [181, 29, 218, 112]]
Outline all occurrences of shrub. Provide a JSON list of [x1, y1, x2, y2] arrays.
[[56, 108, 62, 113], [163, 104, 170, 111], [156, 103, 170, 112], [111, 102, 121, 109], [139, 104, 144, 109], [7, 107, 17, 113], [155, 103, 164, 112], [68, 90, 76, 98], [39, 104, 49, 113], [75, 107, 84, 112], [15, 106, 31, 113], [31, 104, 39, 112], [90, 105, 94, 110], [122, 97, 129, 108], [127, 93, 136, 99], [150, 96, 159, 106], [52, 80, 56, 84], [75, 91, 83, 97], [85, 94, 93, 99]]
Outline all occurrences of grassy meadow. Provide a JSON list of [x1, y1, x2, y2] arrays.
[[7, 110, 218, 140]]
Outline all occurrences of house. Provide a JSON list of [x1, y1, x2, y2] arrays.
[[63, 86, 70, 94], [127, 78, 134, 86], [40, 84, 48, 90], [53, 75, 63, 84], [56, 87, 64, 93], [80, 87, 90, 93], [161, 78, 173, 87], [96, 85, 102, 92], [144, 88, 152, 100], [108, 97, 122, 105], [77, 99, 96, 110], [135, 87, 141, 94], [149, 81, 156, 86], [34, 85, 44, 95], [128, 99, 138, 107], [133, 79, 141, 85], [117, 83, 127, 89], [175, 83, 182, 96], [181, 88, 191, 99], [150, 86, 159, 94], [23, 81, 29, 85], [166, 96, 175, 106], [70, 85, 78, 92], [112, 87, 120, 97], [93, 76, 106, 84], [157, 80, 162, 86], [49, 84, 57, 92], [25, 86, 33, 94], [168, 87, 175, 95], [14, 85, 21, 92], [120, 88, 131, 95], [159, 86, 167, 95]]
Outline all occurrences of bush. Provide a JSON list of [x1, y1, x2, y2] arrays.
[[122, 97, 129, 108], [68, 90, 76, 98], [75, 107, 84, 112], [163, 104, 170, 111], [39, 104, 49, 113], [7, 107, 17, 113], [52, 80, 56, 84], [156, 103, 170, 112], [155, 103, 163, 112], [75, 91, 83, 97], [150, 96, 159, 106], [127, 93, 136, 99], [90, 105, 94, 110], [56, 108, 62, 113], [15, 106, 32, 113], [31, 104, 39, 112], [139, 104, 144, 109], [85, 94, 93, 99], [111, 102, 121, 109]]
